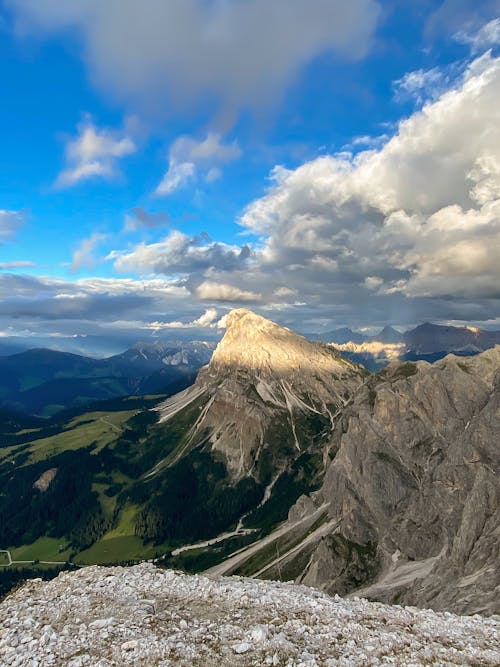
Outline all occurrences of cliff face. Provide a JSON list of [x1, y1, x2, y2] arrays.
[[158, 309, 365, 480], [208, 343, 499, 616], [284, 349, 500, 614]]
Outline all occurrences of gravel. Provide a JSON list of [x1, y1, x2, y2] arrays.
[[0, 563, 498, 666]]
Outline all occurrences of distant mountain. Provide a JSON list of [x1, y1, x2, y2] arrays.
[[403, 322, 500, 353], [314, 322, 500, 369], [109, 340, 215, 373], [370, 325, 403, 343], [308, 327, 367, 344], [0, 339, 30, 357], [0, 341, 215, 416]]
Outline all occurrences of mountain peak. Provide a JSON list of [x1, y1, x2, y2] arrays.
[[209, 308, 352, 377], [372, 325, 403, 343], [158, 309, 364, 478]]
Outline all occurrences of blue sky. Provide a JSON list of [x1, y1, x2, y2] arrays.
[[0, 1, 499, 353]]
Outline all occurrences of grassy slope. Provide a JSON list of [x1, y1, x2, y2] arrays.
[[9, 537, 72, 563], [0, 396, 211, 566], [0, 386, 332, 572], [0, 409, 138, 466], [0, 407, 152, 565]]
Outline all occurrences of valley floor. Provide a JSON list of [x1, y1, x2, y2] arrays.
[[0, 563, 498, 666]]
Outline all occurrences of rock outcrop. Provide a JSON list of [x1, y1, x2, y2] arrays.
[[300, 349, 500, 614], [157, 309, 365, 480]]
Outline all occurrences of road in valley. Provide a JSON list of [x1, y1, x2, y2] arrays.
[[0, 549, 67, 567]]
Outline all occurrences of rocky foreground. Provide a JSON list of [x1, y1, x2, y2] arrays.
[[1, 564, 499, 666]]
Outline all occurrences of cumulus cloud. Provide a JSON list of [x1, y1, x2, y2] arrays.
[[195, 281, 261, 302], [393, 66, 454, 105], [56, 118, 136, 187], [364, 276, 384, 291], [71, 232, 108, 272], [99, 52, 500, 327], [0, 273, 217, 346], [236, 52, 500, 319], [146, 307, 220, 331], [156, 133, 241, 195], [425, 1, 500, 42], [36, 49, 499, 332], [8, 0, 381, 118], [0, 209, 26, 242], [109, 229, 252, 276]]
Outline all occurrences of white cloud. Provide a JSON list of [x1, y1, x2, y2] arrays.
[[8, 0, 381, 118], [56, 118, 136, 187], [156, 161, 196, 196], [0, 261, 36, 269], [274, 286, 298, 298], [156, 133, 241, 195], [0, 209, 26, 242], [196, 281, 261, 302], [69, 51, 500, 329], [239, 53, 500, 306], [0, 273, 204, 344], [215, 313, 229, 329], [364, 276, 383, 291], [109, 229, 251, 276], [456, 18, 500, 54], [146, 308, 219, 331], [192, 307, 219, 327], [71, 232, 108, 272], [393, 66, 451, 105], [205, 167, 222, 183]]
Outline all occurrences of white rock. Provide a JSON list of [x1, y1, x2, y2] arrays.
[[0, 564, 498, 666], [250, 625, 268, 643], [233, 641, 253, 654]]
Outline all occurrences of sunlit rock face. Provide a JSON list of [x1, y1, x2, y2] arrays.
[[209, 308, 355, 376], [156, 310, 499, 616], [158, 308, 365, 479]]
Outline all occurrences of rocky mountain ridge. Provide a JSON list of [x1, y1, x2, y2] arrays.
[[313, 322, 500, 370], [208, 343, 500, 615], [158, 309, 366, 479]]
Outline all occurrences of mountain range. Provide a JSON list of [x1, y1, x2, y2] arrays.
[[1, 309, 498, 616], [312, 322, 500, 370], [311, 321, 500, 350], [2, 321, 499, 417], [0, 341, 215, 417]]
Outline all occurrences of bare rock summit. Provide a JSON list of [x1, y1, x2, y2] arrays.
[[157, 309, 365, 479]]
